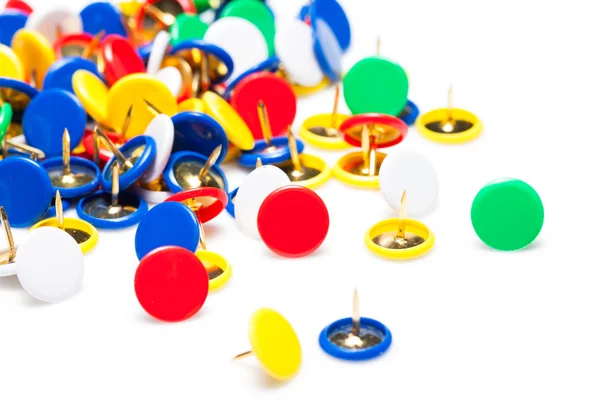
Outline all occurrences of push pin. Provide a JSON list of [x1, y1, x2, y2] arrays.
[[0, 207, 84, 303], [72, 70, 112, 130], [10, 30, 55, 89], [40, 128, 100, 198], [31, 191, 99, 254], [0, 101, 12, 150], [365, 191, 435, 259], [134, 246, 209, 322], [471, 178, 543, 251], [275, 127, 332, 189], [168, 12, 209, 47], [53, 30, 104, 62], [319, 289, 392, 361], [417, 86, 482, 143], [0, 43, 25, 81], [0, 77, 39, 139], [2, 137, 45, 160], [195, 220, 232, 291], [170, 111, 229, 163], [238, 100, 304, 167], [223, 57, 280, 100], [134, 0, 194, 43], [140, 114, 175, 185], [134, 176, 174, 204], [299, 84, 351, 150], [164, 146, 228, 193], [77, 161, 149, 229], [24, 7, 82, 43], [165, 186, 229, 224], [225, 187, 238, 218], [232, 308, 301, 382], [43, 48, 104, 96], [99, 34, 145, 86], [202, 91, 255, 152], [79, 2, 128, 41], [97, 126, 157, 191]]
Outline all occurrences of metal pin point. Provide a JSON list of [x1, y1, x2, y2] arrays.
[[120, 104, 134, 143], [197, 145, 222, 186], [0, 206, 16, 264], [111, 162, 120, 208], [257, 100, 274, 149], [143, 98, 162, 115], [395, 190, 407, 240], [287, 126, 302, 175], [62, 129, 71, 176], [93, 126, 133, 170], [255, 157, 263, 168], [56, 191, 64, 231], [361, 125, 370, 173], [352, 288, 360, 337]]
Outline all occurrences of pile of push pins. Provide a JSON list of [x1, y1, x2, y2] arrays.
[[0, 0, 546, 382]]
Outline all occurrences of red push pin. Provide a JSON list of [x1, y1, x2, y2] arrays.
[[257, 185, 329, 258], [100, 34, 145, 86], [5, 0, 32, 15]]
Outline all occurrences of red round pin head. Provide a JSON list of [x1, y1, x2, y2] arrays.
[[5, 0, 32, 15], [100, 34, 145, 86], [257, 185, 329, 258], [340, 113, 408, 149], [165, 187, 228, 224], [134, 246, 209, 322], [53, 32, 94, 58], [230, 71, 297, 140]]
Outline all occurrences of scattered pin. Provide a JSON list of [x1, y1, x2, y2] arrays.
[[72, 70, 111, 128], [164, 147, 229, 193], [319, 289, 392, 361], [416, 86, 482, 143], [165, 186, 229, 224], [10, 29, 55, 89], [25, 7, 83, 43], [3, 138, 45, 160], [0, 43, 25, 80], [133, 176, 174, 204], [223, 57, 280, 100], [80, 2, 128, 38], [202, 91, 254, 151], [43, 56, 103, 95], [195, 220, 232, 291], [77, 161, 149, 228], [140, 114, 175, 184], [365, 191, 435, 259], [170, 111, 229, 163], [232, 308, 301, 381]]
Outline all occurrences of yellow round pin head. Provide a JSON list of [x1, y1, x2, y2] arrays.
[[202, 91, 254, 151], [0, 44, 24, 80], [177, 97, 205, 113], [196, 249, 231, 291], [416, 87, 482, 144], [290, 77, 329, 97], [333, 151, 386, 189], [245, 308, 302, 381], [365, 191, 434, 260], [72, 70, 111, 127], [107, 73, 178, 138], [11, 29, 55, 89]]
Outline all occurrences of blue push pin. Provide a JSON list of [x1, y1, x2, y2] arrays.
[[0, 77, 39, 125], [97, 128, 156, 191], [399, 99, 420, 126], [80, 2, 128, 37], [22, 88, 86, 158], [223, 57, 281, 100], [134, 202, 200, 260], [170, 39, 234, 90], [77, 162, 148, 229], [43, 57, 104, 95], [312, 17, 342, 82], [238, 100, 304, 168], [40, 128, 100, 198], [225, 187, 238, 218], [171, 111, 228, 163], [0, 10, 27, 46], [164, 147, 228, 193], [0, 157, 53, 227], [319, 289, 392, 361], [302, 0, 351, 53]]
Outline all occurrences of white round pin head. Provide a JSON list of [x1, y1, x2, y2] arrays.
[[147, 31, 171, 75], [204, 17, 268, 84], [155, 66, 182, 97], [16, 227, 84, 303], [133, 184, 173, 204], [379, 151, 439, 217], [235, 165, 290, 238], [275, 19, 324, 87], [141, 114, 174, 184], [25, 8, 83, 43]]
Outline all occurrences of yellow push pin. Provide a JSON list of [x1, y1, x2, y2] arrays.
[[333, 125, 386, 189], [72, 70, 111, 129], [416, 86, 482, 144], [31, 191, 99, 254], [365, 191, 435, 260], [202, 91, 254, 151], [275, 127, 332, 189], [299, 83, 350, 150], [11, 29, 56, 89], [195, 220, 231, 291], [0, 44, 25, 81], [233, 308, 302, 382]]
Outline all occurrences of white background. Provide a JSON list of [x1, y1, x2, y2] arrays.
[[1, 0, 600, 399]]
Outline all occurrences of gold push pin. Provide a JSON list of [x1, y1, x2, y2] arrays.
[[3, 138, 45, 161], [416, 86, 482, 144], [42, 128, 100, 198], [195, 220, 232, 291], [299, 83, 351, 150], [365, 191, 435, 259], [257, 100, 275, 151], [275, 127, 332, 189], [31, 191, 99, 254], [319, 289, 392, 361], [166, 144, 226, 192]]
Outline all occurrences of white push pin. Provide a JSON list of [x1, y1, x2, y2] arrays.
[[0, 207, 84, 303], [235, 158, 290, 238], [146, 30, 171, 75], [141, 114, 175, 184], [155, 66, 183, 98], [25, 7, 83, 43]]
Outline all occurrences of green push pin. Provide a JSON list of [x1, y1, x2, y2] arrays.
[[342, 38, 409, 117], [0, 101, 13, 144], [219, 0, 276, 56], [193, 0, 216, 13], [471, 178, 544, 251], [169, 13, 209, 46]]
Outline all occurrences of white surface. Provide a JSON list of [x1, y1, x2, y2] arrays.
[[146, 30, 170, 75], [15, 227, 84, 303], [204, 16, 269, 83], [155, 66, 182, 98], [141, 114, 174, 184], [25, 7, 82, 43], [379, 150, 439, 217], [275, 18, 324, 86], [235, 165, 290, 238], [1, 0, 600, 399]]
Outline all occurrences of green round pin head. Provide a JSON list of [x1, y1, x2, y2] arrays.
[[343, 56, 409, 117], [0, 103, 13, 143], [169, 13, 209, 46], [219, 0, 275, 56], [193, 0, 215, 13], [471, 178, 544, 251]]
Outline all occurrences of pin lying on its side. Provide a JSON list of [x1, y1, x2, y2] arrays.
[[0, 207, 84, 303], [365, 191, 435, 259], [320, 289, 392, 361], [195, 219, 232, 291], [232, 308, 302, 382], [416, 86, 482, 143], [165, 185, 229, 224]]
